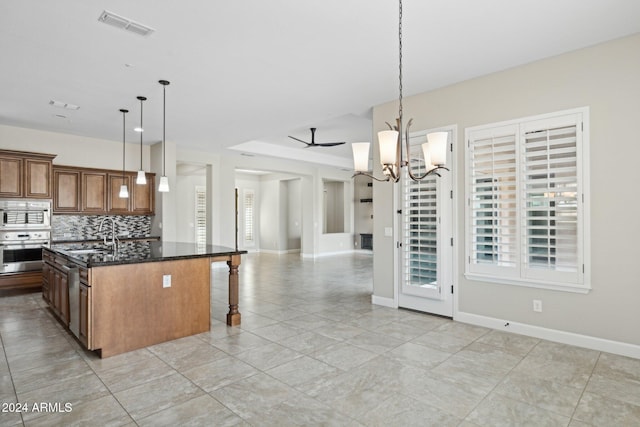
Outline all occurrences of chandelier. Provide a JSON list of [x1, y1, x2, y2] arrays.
[[352, 0, 448, 182]]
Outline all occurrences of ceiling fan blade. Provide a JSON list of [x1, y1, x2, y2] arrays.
[[289, 129, 345, 147], [317, 141, 346, 147], [288, 135, 311, 145]]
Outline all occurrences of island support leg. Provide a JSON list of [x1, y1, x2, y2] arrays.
[[226, 255, 241, 326]]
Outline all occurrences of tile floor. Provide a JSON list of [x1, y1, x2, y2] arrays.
[[1, 252, 639, 426]]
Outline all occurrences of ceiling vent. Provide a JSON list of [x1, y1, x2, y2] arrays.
[[49, 100, 80, 110], [98, 10, 155, 37]]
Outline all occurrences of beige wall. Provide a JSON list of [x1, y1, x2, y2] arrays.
[[0, 124, 152, 171], [372, 33, 640, 346]]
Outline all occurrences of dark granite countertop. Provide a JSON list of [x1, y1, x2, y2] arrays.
[[48, 241, 247, 267]]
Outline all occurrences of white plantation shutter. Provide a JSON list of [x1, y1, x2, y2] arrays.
[[244, 190, 255, 243], [466, 109, 588, 292], [522, 115, 582, 285], [195, 186, 206, 246], [403, 134, 439, 289], [468, 125, 519, 278]]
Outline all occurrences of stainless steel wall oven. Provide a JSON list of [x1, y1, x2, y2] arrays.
[[0, 200, 51, 274]]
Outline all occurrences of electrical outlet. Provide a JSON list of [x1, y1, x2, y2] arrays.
[[163, 274, 171, 288], [533, 299, 542, 312]]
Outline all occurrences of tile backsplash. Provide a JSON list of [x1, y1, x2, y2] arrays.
[[52, 214, 152, 241]]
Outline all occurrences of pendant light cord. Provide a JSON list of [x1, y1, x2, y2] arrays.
[[140, 98, 144, 169], [398, 0, 403, 125], [163, 84, 166, 176], [121, 109, 127, 179]]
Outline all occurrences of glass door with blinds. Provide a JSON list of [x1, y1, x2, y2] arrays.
[[399, 128, 454, 317], [195, 186, 207, 247]]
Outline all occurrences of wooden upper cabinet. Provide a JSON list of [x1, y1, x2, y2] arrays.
[[82, 172, 107, 213], [108, 174, 131, 213], [132, 173, 155, 214], [53, 165, 154, 215], [53, 168, 81, 212], [0, 150, 55, 198], [0, 156, 22, 197], [25, 158, 53, 198]]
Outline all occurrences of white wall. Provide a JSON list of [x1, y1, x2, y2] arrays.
[[286, 179, 302, 250], [372, 33, 640, 348], [259, 178, 280, 252]]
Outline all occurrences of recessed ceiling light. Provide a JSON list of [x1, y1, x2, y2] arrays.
[[98, 10, 155, 37], [49, 100, 80, 110], [134, 127, 143, 132]]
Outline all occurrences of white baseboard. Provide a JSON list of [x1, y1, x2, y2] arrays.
[[300, 250, 355, 259], [259, 249, 300, 255], [456, 311, 640, 359], [371, 295, 397, 308], [354, 249, 373, 255]]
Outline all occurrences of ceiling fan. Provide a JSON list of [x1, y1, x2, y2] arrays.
[[288, 127, 346, 147]]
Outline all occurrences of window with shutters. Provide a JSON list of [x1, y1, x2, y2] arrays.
[[403, 133, 440, 290], [465, 108, 590, 293], [244, 189, 255, 244], [195, 186, 206, 246]]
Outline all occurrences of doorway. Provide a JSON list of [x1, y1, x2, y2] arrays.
[[398, 127, 454, 317]]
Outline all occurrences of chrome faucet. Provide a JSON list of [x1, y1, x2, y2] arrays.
[[98, 217, 119, 252]]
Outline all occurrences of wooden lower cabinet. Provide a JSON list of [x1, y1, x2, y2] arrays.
[[41, 262, 50, 302], [57, 269, 69, 324], [0, 271, 43, 291], [79, 283, 91, 348], [43, 251, 69, 326]]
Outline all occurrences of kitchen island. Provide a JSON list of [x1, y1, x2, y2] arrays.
[[43, 241, 246, 358]]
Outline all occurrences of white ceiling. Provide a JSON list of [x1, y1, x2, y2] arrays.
[[2, 1, 639, 167]]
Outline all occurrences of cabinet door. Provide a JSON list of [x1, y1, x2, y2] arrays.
[[42, 263, 50, 303], [82, 172, 107, 213], [49, 266, 58, 315], [59, 270, 69, 325], [79, 284, 90, 347], [0, 156, 23, 197], [25, 158, 53, 198], [52, 269, 62, 318], [108, 174, 131, 213], [132, 174, 154, 214], [54, 169, 81, 212]]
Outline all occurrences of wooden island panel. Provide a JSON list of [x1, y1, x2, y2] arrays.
[[90, 257, 211, 358]]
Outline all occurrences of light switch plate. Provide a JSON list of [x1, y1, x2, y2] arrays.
[[384, 227, 393, 237], [163, 274, 171, 288]]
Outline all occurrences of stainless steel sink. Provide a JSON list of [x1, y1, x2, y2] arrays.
[[66, 248, 109, 255]]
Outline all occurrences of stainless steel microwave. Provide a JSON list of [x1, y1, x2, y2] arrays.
[[0, 199, 51, 230]]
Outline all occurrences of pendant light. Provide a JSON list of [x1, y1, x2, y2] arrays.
[[118, 109, 129, 198], [135, 96, 147, 185], [158, 80, 170, 192]]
